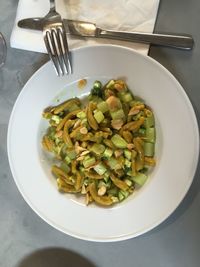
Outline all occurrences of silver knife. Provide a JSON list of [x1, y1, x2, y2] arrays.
[[18, 18, 194, 50]]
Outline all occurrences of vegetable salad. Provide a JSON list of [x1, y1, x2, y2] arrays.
[[42, 79, 156, 206]]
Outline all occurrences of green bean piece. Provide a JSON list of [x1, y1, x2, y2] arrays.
[[132, 172, 148, 186], [97, 101, 109, 113], [144, 142, 155, 157], [144, 115, 155, 128], [111, 134, 127, 149], [93, 110, 105, 123], [90, 144, 105, 155], [93, 162, 107, 175], [145, 127, 156, 143]]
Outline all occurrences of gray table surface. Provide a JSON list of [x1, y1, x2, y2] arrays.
[[0, 0, 200, 266]]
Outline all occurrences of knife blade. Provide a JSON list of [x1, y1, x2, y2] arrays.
[[18, 18, 98, 36], [18, 18, 194, 50]]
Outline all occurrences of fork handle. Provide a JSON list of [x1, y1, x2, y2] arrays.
[[99, 29, 194, 50], [49, 0, 56, 11]]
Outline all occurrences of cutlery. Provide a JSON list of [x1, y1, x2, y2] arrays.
[[42, 0, 71, 76], [18, 18, 194, 50]]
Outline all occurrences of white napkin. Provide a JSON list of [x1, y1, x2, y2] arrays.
[[10, 0, 160, 55]]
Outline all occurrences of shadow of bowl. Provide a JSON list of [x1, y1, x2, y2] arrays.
[[16, 247, 96, 267]]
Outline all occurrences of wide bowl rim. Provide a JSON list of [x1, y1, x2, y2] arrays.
[[7, 44, 199, 242]]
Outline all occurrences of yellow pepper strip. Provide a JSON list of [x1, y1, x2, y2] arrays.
[[144, 108, 153, 117], [42, 135, 54, 151], [130, 117, 145, 132], [71, 160, 77, 174], [57, 178, 80, 193], [42, 105, 55, 116], [63, 120, 74, 147], [113, 79, 127, 92], [110, 174, 129, 191], [81, 132, 94, 141], [100, 128, 113, 135], [52, 165, 74, 185], [95, 131, 109, 139], [69, 125, 83, 138], [131, 151, 137, 177], [85, 192, 93, 205], [53, 98, 81, 114], [87, 102, 98, 130], [89, 182, 113, 206], [119, 128, 124, 137], [133, 137, 144, 171], [122, 117, 145, 132], [131, 160, 136, 177], [75, 171, 84, 191], [85, 171, 104, 179], [56, 109, 82, 131], [42, 110, 52, 119], [128, 104, 145, 115], [144, 157, 156, 166], [103, 139, 115, 149], [114, 168, 124, 178], [122, 131, 133, 143]]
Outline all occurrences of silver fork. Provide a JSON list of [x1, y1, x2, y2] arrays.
[[43, 0, 72, 76]]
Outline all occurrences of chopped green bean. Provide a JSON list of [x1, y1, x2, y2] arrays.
[[144, 142, 155, 157]]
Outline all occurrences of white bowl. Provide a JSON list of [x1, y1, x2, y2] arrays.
[[7, 45, 199, 242]]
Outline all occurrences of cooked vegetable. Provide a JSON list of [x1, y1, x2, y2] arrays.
[[42, 79, 156, 206], [87, 102, 98, 130], [132, 172, 148, 186], [97, 101, 109, 113], [89, 182, 113, 206], [91, 80, 103, 97], [93, 80, 102, 90], [144, 142, 155, 157], [94, 110, 105, 123], [111, 134, 127, 149], [53, 98, 81, 115], [90, 144, 105, 155], [94, 162, 107, 176]]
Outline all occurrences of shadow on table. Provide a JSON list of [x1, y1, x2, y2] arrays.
[[16, 247, 96, 267]]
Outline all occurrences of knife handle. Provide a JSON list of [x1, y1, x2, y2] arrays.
[[98, 29, 194, 50]]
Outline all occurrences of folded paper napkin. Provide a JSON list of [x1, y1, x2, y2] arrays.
[[10, 0, 160, 55]]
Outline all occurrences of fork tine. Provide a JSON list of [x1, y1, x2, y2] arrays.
[[52, 28, 68, 75], [51, 29, 65, 75], [58, 26, 72, 74], [44, 30, 61, 76], [42, 0, 72, 76]]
